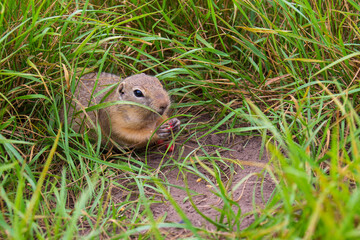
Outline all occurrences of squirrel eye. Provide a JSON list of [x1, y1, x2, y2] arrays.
[[133, 89, 144, 98]]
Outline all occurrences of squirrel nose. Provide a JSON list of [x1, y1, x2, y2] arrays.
[[157, 105, 167, 115]]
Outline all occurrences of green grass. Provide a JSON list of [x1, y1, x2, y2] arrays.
[[1, 0, 360, 239]]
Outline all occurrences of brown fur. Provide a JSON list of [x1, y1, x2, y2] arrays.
[[65, 72, 176, 148]]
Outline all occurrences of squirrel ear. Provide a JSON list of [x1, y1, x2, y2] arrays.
[[118, 82, 125, 97]]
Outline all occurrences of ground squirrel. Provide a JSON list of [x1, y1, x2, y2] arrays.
[[66, 72, 180, 148]]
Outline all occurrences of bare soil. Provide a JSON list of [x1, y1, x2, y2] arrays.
[[107, 115, 276, 238], [146, 131, 275, 232]]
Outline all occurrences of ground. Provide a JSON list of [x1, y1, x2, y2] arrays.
[[151, 135, 274, 229], [109, 116, 275, 236]]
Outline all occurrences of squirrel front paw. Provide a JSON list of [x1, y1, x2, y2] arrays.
[[157, 118, 180, 139]]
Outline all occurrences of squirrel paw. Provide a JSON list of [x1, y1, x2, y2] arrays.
[[157, 118, 180, 139]]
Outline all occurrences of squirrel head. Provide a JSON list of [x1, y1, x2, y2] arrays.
[[116, 73, 170, 121]]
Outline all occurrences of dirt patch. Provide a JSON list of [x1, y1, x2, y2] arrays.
[[106, 113, 276, 237], [146, 131, 275, 231], [71, 115, 276, 238]]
